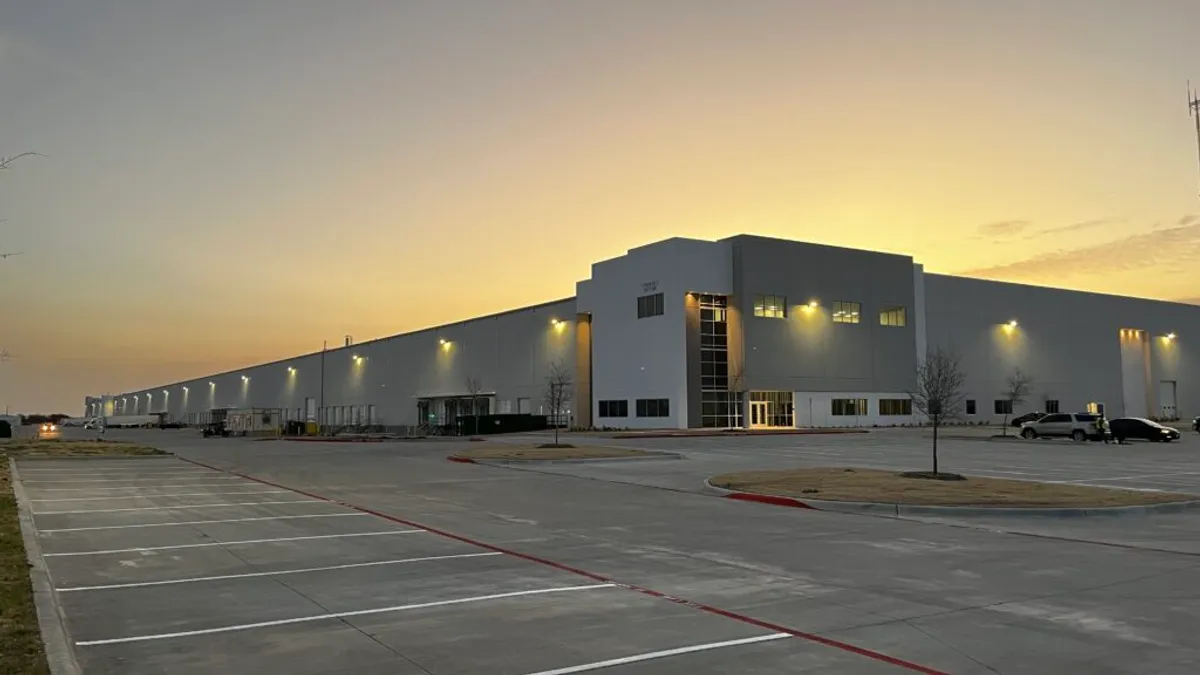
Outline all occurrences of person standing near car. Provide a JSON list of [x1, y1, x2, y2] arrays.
[[1096, 412, 1111, 444]]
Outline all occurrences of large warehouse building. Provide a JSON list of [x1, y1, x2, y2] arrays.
[[86, 235, 1199, 430]]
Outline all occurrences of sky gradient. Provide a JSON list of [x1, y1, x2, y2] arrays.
[[2, 0, 1199, 412]]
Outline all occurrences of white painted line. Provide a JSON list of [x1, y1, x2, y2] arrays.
[[75, 584, 615, 646], [58, 552, 504, 591], [31, 483, 259, 492], [21, 475, 238, 480], [44, 529, 425, 557], [40, 513, 368, 533], [523, 633, 791, 675], [35, 500, 317, 515], [19, 470, 211, 476], [1051, 471, 1200, 484], [30, 490, 289, 503]]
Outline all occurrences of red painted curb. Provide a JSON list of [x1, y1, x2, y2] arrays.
[[446, 456, 477, 464], [724, 492, 816, 509], [178, 456, 950, 675]]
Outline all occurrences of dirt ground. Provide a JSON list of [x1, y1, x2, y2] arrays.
[[710, 467, 1196, 507]]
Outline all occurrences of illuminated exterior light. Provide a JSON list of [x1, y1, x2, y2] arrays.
[[163, 389, 169, 394], [241, 375, 249, 381], [1166, 332, 1176, 340], [1008, 320, 1018, 328], [287, 366, 296, 373]]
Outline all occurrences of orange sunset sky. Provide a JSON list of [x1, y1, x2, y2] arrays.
[[2, 0, 1199, 412]]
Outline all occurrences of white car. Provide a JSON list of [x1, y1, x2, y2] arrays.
[[1020, 413, 1101, 441]]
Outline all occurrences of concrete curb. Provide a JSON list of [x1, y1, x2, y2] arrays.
[[448, 452, 683, 466], [610, 429, 868, 439], [702, 478, 1200, 518], [8, 457, 83, 675]]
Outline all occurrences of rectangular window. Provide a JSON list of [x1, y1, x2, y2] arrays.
[[637, 293, 664, 319], [966, 399, 976, 415], [832, 301, 861, 324], [635, 398, 671, 418], [1045, 399, 1060, 414], [994, 399, 1013, 415], [879, 398, 913, 415], [831, 398, 868, 416], [879, 307, 906, 327], [597, 400, 628, 418], [753, 294, 787, 318]]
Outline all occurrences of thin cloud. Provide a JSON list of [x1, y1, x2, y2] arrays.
[[1027, 217, 1123, 238], [1177, 215, 1198, 227], [959, 222, 1200, 280], [976, 220, 1029, 238]]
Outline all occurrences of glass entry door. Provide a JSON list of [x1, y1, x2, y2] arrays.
[[750, 401, 769, 428]]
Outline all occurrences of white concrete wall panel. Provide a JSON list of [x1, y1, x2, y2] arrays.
[[580, 237, 731, 429], [925, 274, 1200, 422], [119, 299, 576, 427]]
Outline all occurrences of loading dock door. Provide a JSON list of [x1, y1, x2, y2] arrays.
[[1159, 380, 1178, 419]]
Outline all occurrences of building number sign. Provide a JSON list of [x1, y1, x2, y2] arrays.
[[642, 281, 658, 293]]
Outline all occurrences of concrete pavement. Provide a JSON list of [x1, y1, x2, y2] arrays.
[[13, 429, 1200, 674]]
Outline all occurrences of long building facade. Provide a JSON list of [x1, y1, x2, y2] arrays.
[[87, 235, 1200, 430]]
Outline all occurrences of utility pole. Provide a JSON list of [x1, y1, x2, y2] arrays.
[[1189, 82, 1200, 198]]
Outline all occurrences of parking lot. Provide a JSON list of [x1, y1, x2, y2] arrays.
[[16, 454, 926, 675], [12, 428, 1200, 674], [495, 426, 1200, 496]]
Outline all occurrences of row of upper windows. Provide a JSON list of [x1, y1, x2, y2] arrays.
[[754, 294, 906, 327]]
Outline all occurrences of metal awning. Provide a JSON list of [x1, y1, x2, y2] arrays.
[[413, 391, 498, 399]]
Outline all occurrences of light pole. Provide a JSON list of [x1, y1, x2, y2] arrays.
[[319, 340, 326, 435]]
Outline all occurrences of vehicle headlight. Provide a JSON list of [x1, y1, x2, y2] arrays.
[[1161, 429, 1170, 433]]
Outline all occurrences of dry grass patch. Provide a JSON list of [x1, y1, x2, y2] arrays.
[[1, 439, 165, 674], [2, 439, 164, 458], [453, 445, 660, 461], [710, 467, 1195, 507]]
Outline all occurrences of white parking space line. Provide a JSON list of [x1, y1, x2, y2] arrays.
[[75, 584, 616, 646], [1050, 471, 1200, 483], [44, 529, 426, 557], [19, 470, 213, 476], [36, 500, 318, 515], [524, 633, 791, 675], [22, 477, 241, 484], [31, 483, 261, 492], [30, 490, 289, 502], [58, 552, 504, 591], [40, 513, 369, 533]]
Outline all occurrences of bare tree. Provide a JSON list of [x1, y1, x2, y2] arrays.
[[0, 152, 45, 170], [464, 376, 483, 436], [1000, 367, 1034, 436], [543, 360, 572, 446], [908, 347, 967, 475]]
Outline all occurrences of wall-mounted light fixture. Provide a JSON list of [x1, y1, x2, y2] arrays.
[[1008, 319, 1018, 328], [1166, 332, 1177, 340], [287, 366, 296, 373], [241, 375, 249, 381], [439, 338, 452, 350]]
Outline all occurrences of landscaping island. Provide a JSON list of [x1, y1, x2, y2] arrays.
[[450, 444, 665, 462], [1, 439, 165, 675], [710, 467, 1194, 507]]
